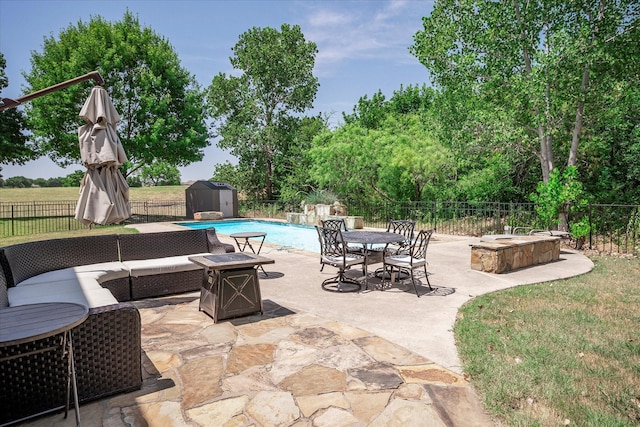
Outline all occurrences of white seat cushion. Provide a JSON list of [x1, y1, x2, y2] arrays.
[[122, 253, 210, 277], [18, 262, 130, 287], [385, 255, 426, 269], [322, 254, 364, 268], [8, 279, 118, 308]]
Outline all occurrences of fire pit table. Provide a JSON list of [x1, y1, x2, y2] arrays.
[[189, 252, 274, 323]]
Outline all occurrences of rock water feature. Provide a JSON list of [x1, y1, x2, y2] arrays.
[[287, 202, 364, 229]]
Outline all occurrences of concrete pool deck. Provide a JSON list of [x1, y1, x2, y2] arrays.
[[136, 221, 593, 373], [21, 222, 593, 426]]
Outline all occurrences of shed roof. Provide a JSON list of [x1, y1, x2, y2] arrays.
[[186, 180, 236, 191]]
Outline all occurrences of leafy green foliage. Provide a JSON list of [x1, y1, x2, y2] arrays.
[[410, 0, 640, 202], [2, 176, 32, 188], [569, 217, 591, 246], [126, 174, 142, 188], [302, 189, 341, 205], [0, 52, 35, 168], [61, 170, 86, 187], [310, 112, 455, 205], [276, 115, 327, 204], [140, 161, 181, 186], [207, 24, 319, 200], [210, 162, 242, 190], [22, 12, 209, 175], [530, 166, 587, 230]]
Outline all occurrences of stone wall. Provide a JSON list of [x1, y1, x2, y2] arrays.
[[470, 235, 561, 273], [286, 203, 363, 229], [194, 211, 224, 220]]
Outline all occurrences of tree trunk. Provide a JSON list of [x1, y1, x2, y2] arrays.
[[514, 0, 553, 183], [568, 66, 590, 167], [265, 156, 273, 200], [568, 0, 604, 166], [539, 133, 553, 184]]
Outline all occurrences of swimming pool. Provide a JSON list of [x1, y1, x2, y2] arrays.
[[177, 220, 320, 253]]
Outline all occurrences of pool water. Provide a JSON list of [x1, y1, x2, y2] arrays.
[[177, 220, 320, 253]]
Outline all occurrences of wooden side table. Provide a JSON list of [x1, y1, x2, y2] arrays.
[[189, 253, 274, 323], [0, 302, 89, 426]]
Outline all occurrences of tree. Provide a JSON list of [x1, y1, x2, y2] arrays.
[[61, 170, 86, 187], [140, 161, 181, 186], [211, 162, 242, 190], [343, 85, 435, 130], [126, 174, 142, 188], [530, 166, 587, 232], [207, 24, 319, 199], [22, 12, 209, 176], [310, 114, 454, 204], [342, 90, 388, 129], [411, 0, 640, 188], [0, 52, 36, 169], [3, 176, 32, 188], [275, 115, 327, 203]]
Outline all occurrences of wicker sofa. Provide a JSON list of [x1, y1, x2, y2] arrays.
[[0, 228, 234, 425]]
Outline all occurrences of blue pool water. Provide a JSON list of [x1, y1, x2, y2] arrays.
[[177, 220, 320, 253]]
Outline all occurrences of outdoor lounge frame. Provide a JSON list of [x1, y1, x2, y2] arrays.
[[0, 228, 234, 425]]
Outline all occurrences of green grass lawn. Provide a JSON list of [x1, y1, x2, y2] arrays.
[[455, 255, 640, 426]]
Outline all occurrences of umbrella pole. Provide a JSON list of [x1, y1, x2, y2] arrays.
[[0, 71, 104, 111]]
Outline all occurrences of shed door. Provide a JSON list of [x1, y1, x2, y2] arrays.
[[220, 190, 234, 218]]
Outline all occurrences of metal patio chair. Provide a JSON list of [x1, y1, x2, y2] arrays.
[[385, 219, 416, 255], [315, 225, 366, 293], [373, 219, 416, 279], [321, 218, 348, 231], [319, 218, 360, 271], [382, 229, 434, 297]]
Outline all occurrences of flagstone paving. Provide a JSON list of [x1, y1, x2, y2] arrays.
[[21, 296, 493, 426]]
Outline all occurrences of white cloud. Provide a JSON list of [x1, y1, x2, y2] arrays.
[[301, 0, 431, 76], [374, 0, 409, 23], [307, 9, 353, 27]]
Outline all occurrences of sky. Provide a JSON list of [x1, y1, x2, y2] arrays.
[[0, 0, 434, 182]]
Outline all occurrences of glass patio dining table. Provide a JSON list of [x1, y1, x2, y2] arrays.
[[341, 231, 405, 288]]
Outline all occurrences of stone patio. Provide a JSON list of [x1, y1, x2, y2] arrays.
[[22, 296, 491, 427]]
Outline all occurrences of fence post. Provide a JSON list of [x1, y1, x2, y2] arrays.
[[11, 205, 14, 236], [588, 204, 593, 250], [432, 201, 437, 232]]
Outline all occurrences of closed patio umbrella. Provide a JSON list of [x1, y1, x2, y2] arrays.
[[74, 86, 131, 225]]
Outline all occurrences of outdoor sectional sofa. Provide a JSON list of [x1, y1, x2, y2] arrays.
[[0, 228, 235, 425]]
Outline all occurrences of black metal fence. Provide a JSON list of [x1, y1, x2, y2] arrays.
[[0, 200, 186, 237], [1, 199, 638, 256], [240, 200, 639, 256]]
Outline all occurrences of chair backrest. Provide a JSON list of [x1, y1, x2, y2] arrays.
[[204, 228, 236, 254], [321, 218, 348, 231], [315, 225, 346, 259], [410, 229, 434, 260], [387, 220, 415, 244]]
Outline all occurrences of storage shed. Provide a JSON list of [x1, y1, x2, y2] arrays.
[[185, 181, 238, 219]]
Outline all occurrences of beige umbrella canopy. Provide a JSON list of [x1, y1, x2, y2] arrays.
[[74, 86, 131, 225]]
